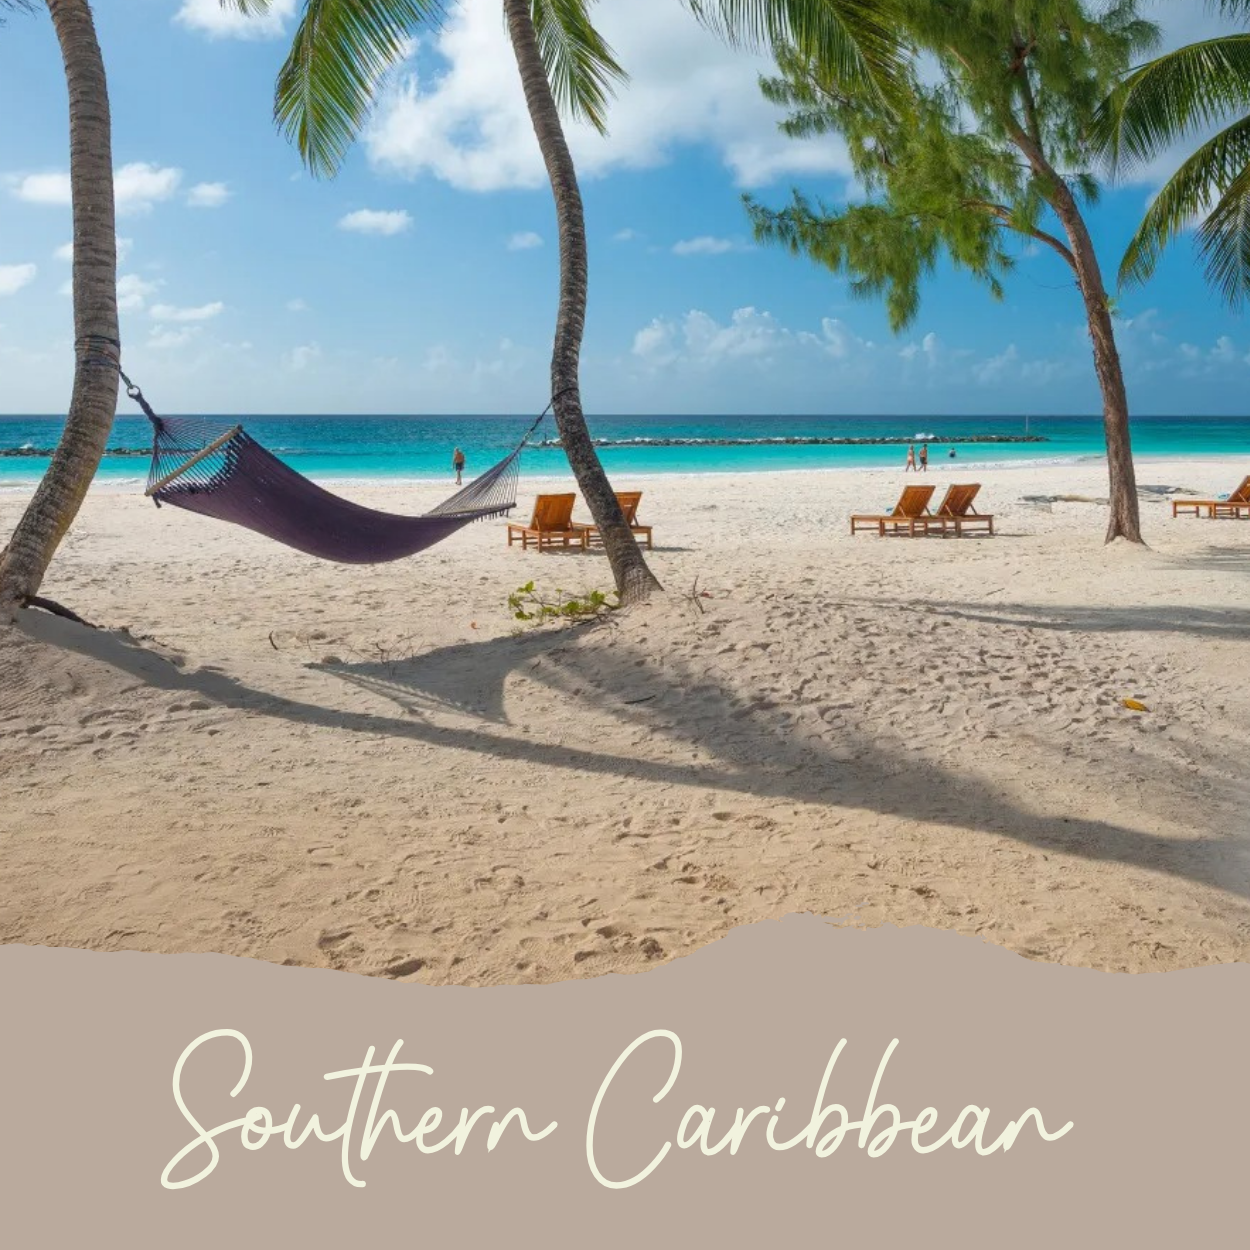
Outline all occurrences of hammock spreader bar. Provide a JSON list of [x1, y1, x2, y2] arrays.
[[144, 424, 242, 497], [83, 339, 556, 566]]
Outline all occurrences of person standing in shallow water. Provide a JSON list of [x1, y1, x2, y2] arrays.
[[905, 443, 917, 472], [453, 447, 466, 486], [918, 443, 928, 472]]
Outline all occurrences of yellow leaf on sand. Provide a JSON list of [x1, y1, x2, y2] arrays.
[[1122, 698, 1149, 712]]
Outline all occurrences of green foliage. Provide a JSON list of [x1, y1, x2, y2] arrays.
[[684, 0, 911, 103], [507, 580, 619, 624], [1090, 2, 1250, 309], [746, 0, 1159, 331], [220, 0, 445, 179], [531, 0, 628, 134], [225, 0, 908, 178]]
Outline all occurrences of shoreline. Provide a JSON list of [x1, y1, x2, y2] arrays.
[[3, 451, 1245, 498], [2, 450, 1240, 497]]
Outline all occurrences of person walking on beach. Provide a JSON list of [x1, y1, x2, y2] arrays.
[[452, 447, 466, 486], [905, 443, 917, 472], [918, 443, 928, 472]]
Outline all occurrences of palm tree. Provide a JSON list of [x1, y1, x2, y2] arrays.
[[223, 0, 905, 604], [0, 0, 120, 621], [1092, 0, 1250, 309], [747, 0, 1158, 545]]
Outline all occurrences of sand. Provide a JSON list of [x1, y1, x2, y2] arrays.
[[2, 457, 1249, 981]]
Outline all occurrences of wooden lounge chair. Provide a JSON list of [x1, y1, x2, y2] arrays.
[[931, 483, 995, 536], [850, 484, 936, 537], [506, 493, 586, 551], [1172, 475, 1250, 519], [571, 491, 654, 550]]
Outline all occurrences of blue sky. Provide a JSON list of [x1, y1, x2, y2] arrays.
[[0, 0, 1248, 417]]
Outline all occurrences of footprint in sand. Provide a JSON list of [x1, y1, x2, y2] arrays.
[[382, 957, 426, 978]]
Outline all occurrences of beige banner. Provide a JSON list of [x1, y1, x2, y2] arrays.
[[2, 916, 1246, 1245]]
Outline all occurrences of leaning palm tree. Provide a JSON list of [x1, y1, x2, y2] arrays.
[[223, 0, 905, 604], [0, 0, 120, 621], [1092, 0, 1250, 309]]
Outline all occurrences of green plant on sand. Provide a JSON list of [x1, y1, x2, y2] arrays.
[[508, 581, 619, 624]]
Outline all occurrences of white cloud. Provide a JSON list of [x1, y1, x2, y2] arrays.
[[1159, 325, 1250, 374], [148, 327, 197, 350], [0, 263, 36, 296], [1211, 335, 1238, 364], [286, 298, 309, 313], [187, 181, 231, 208], [630, 306, 950, 383], [635, 306, 814, 367], [506, 231, 543, 250], [149, 301, 224, 323], [17, 163, 182, 215], [797, 317, 875, 360], [974, 344, 1020, 385], [632, 318, 678, 365], [55, 236, 134, 263], [613, 228, 640, 242], [174, 0, 297, 40], [285, 343, 322, 371], [900, 331, 941, 365], [672, 236, 737, 256], [10, 172, 70, 205], [363, 0, 853, 192], [338, 208, 413, 236], [117, 273, 162, 312], [115, 163, 183, 214]]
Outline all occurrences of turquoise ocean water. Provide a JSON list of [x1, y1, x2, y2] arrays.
[[2, 412, 1248, 491]]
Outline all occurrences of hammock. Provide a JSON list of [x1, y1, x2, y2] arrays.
[[142, 414, 530, 564], [115, 373, 549, 564]]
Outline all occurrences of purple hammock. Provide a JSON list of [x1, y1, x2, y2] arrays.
[[141, 413, 534, 565]]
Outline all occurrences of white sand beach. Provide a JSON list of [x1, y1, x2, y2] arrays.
[[2, 457, 1249, 981]]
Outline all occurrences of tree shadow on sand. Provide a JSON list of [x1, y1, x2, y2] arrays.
[[846, 598, 1250, 642], [19, 609, 1250, 902], [1162, 544, 1250, 580]]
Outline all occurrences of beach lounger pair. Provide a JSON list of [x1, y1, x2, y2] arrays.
[[1171, 475, 1250, 519], [850, 484, 994, 537], [506, 491, 653, 551]]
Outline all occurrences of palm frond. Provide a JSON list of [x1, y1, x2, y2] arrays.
[[1090, 34, 1250, 174], [530, 0, 627, 136], [1195, 159, 1250, 309], [267, 0, 446, 179], [1119, 113, 1250, 297], [684, 0, 909, 103]]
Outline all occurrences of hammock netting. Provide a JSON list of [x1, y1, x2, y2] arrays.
[[143, 414, 526, 565]]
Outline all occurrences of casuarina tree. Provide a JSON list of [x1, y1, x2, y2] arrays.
[[0, 0, 120, 620], [1092, 0, 1250, 311], [223, 0, 907, 600], [745, 0, 1160, 544]]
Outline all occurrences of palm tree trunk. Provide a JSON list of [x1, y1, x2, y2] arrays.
[[1046, 186, 1143, 544], [0, 0, 120, 620], [1010, 112, 1142, 545], [502, 0, 662, 604]]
